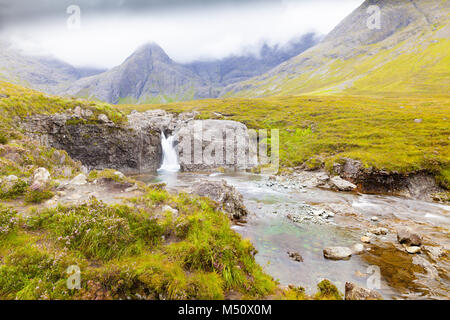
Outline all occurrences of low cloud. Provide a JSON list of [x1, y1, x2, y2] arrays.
[[1, 0, 363, 68]]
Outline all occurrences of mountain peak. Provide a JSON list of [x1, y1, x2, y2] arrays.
[[128, 42, 172, 64]]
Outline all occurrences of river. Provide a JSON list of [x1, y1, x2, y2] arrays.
[[134, 170, 450, 300]]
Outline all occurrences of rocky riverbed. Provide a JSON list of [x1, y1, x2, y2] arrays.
[[133, 171, 449, 300]]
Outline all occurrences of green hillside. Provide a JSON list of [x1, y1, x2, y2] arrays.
[[223, 0, 450, 97]]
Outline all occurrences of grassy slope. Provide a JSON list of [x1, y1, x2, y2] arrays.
[[120, 95, 450, 188], [0, 191, 282, 300], [224, 37, 450, 98], [222, 0, 449, 99]]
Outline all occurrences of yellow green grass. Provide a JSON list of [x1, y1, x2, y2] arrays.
[[0, 81, 125, 126], [0, 191, 279, 300], [225, 31, 450, 98]]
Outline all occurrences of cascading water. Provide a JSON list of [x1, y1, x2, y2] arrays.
[[158, 132, 181, 172]]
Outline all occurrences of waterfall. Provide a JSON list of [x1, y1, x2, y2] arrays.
[[158, 132, 180, 172]]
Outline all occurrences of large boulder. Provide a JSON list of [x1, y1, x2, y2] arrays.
[[192, 180, 248, 220], [176, 120, 257, 172], [323, 247, 352, 260], [396, 227, 422, 246], [30, 168, 51, 190], [345, 282, 383, 300]]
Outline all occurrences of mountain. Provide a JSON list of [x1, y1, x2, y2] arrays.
[[62, 43, 211, 104], [62, 36, 318, 104], [0, 41, 79, 93], [186, 33, 318, 87], [223, 0, 450, 97], [0, 41, 106, 94]]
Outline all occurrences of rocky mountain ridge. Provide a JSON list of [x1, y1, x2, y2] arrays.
[[224, 0, 450, 97]]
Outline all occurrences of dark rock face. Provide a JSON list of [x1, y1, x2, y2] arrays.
[[333, 158, 443, 201], [192, 179, 248, 220], [21, 113, 162, 174]]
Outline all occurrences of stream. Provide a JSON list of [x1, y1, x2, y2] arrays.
[[134, 170, 450, 300]]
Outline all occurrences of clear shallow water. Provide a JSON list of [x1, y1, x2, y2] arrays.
[[134, 171, 450, 299]]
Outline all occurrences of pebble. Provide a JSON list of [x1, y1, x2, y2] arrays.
[[361, 236, 371, 244], [406, 246, 421, 254]]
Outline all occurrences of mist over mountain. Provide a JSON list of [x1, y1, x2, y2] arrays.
[[186, 33, 318, 87], [224, 0, 450, 97], [60, 34, 319, 104], [0, 40, 106, 93]]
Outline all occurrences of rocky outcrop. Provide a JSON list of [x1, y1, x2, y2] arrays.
[[333, 158, 444, 201], [21, 111, 162, 174], [345, 282, 383, 300], [192, 179, 248, 220], [175, 119, 257, 172], [287, 251, 304, 263], [21, 108, 256, 174]]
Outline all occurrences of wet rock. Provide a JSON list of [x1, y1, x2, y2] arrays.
[[351, 244, 365, 255], [70, 174, 87, 186], [287, 204, 334, 225], [287, 251, 304, 262], [406, 246, 421, 254], [370, 227, 388, 236], [193, 180, 248, 220], [397, 227, 422, 246], [30, 168, 51, 190], [345, 282, 383, 300], [323, 247, 352, 260], [330, 176, 357, 191], [361, 236, 371, 244]]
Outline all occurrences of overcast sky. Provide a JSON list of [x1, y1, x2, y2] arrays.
[[0, 0, 363, 68]]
